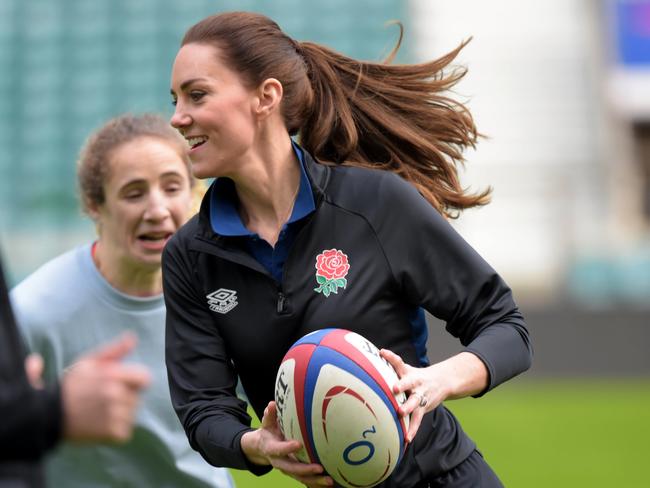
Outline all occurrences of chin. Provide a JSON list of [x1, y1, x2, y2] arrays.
[[190, 154, 224, 180], [190, 164, 214, 180], [133, 253, 163, 270]]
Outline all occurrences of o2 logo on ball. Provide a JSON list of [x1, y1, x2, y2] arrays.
[[343, 425, 377, 466], [313, 366, 400, 487], [321, 385, 379, 467]]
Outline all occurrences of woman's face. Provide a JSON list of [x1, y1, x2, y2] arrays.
[[93, 137, 192, 270], [170, 43, 259, 179]]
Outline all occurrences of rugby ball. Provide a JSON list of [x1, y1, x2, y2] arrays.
[[274, 328, 408, 488]]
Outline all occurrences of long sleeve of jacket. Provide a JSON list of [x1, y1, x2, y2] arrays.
[[368, 172, 533, 392], [0, 257, 62, 461], [162, 240, 269, 474]]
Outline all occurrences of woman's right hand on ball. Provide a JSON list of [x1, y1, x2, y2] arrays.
[[241, 401, 333, 487]]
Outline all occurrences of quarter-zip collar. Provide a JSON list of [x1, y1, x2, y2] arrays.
[[208, 142, 315, 237], [190, 145, 330, 259]]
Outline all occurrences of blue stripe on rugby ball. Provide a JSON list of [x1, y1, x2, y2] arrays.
[[293, 328, 339, 347], [303, 345, 405, 465]]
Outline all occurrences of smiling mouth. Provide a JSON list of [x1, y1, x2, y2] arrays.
[[186, 136, 208, 149]]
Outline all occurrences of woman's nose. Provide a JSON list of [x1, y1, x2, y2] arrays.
[[143, 193, 171, 222], [170, 105, 191, 130]]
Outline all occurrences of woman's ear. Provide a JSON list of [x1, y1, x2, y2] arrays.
[[255, 78, 283, 119]]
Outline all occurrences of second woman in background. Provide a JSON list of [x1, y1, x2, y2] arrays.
[[11, 114, 235, 488]]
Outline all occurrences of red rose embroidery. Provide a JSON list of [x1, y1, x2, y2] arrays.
[[314, 249, 350, 297], [315, 249, 350, 280]]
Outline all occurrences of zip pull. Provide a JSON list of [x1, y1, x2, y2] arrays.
[[277, 292, 286, 313]]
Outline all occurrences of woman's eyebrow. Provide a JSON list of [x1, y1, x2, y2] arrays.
[[170, 78, 208, 95]]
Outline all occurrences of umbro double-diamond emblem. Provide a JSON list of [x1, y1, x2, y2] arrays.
[[206, 288, 238, 314]]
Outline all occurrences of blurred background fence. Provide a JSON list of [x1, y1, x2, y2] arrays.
[[1, 1, 648, 486], [0, 0, 406, 278]]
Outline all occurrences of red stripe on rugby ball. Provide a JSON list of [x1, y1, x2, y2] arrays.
[[319, 330, 400, 412], [283, 343, 318, 463], [321, 385, 377, 442]]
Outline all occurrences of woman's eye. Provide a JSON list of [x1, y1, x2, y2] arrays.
[[125, 192, 143, 200], [190, 91, 205, 102], [171, 98, 177, 106]]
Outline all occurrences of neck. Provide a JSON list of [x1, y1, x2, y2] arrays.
[[233, 134, 301, 247], [92, 241, 162, 297]]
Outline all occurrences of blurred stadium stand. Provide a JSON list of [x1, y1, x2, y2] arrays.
[[413, 0, 650, 376], [0, 0, 405, 281], [411, 0, 650, 308]]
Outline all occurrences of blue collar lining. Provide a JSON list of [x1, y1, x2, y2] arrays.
[[209, 141, 316, 237]]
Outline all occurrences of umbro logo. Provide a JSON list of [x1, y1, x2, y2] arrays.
[[206, 288, 238, 314]]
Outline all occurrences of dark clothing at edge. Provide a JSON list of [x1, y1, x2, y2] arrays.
[[0, 256, 61, 487]]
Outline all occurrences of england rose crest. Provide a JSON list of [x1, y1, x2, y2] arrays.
[[314, 249, 350, 297]]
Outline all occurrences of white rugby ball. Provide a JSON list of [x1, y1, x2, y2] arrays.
[[274, 328, 408, 488]]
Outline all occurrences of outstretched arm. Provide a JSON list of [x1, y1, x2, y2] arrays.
[[61, 333, 151, 442]]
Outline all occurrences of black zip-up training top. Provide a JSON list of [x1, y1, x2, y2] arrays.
[[163, 151, 532, 487]]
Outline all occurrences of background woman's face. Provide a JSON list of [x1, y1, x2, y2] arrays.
[[93, 136, 192, 270], [170, 43, 259, 179]]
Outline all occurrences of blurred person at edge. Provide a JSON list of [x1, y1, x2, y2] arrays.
[[1, 255, 150, 488], [163, 11, 532, 488], [10, 114, 235, 488]]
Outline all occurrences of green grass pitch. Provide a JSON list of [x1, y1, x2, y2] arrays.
[[229, 379, 650, 487]]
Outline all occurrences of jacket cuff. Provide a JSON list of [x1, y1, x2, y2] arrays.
[[195, 421, 273, 475], [233, 429, 273, 476], [463, 323, 533, 397]]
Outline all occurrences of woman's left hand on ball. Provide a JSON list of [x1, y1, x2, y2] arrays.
[[380, 349, 450, 443]]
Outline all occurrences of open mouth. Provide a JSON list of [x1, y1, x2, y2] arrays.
[[186, 136, 208, 150], [138, 232, 173, 244]]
